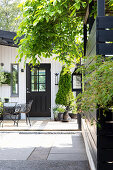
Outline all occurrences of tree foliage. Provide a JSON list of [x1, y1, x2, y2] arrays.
[[0, 0, 21, 32], [76, 56, 113, 112], [15, 0, 86, 65], [55, 66, 75, 108]]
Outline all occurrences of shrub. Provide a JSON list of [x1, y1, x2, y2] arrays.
[[55, 66, 75, 111]]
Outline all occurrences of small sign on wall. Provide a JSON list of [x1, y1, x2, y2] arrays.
[[73, 75, 82, 90]]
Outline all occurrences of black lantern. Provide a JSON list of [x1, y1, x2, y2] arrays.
[[55, 73, 59, 85], [0, 63, 4, 67], [72, 67, 82, 92]]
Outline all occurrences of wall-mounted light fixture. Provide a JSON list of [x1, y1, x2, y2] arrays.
[[21, 69, 24, 72], [55, 73, 59, 85], [72, 67, 82, 92], [0, 63, 4, 67]]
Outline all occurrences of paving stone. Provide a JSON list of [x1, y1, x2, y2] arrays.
[[28, 147, 51, 160], [47, 153, 88, 161], [0, 148, 34, 160], [0, 160, 90, 170], [50, 147, 86, 154]]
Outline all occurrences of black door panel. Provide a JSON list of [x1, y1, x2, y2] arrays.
[[26, 64, 51, 117]]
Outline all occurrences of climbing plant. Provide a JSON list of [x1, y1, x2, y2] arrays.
[[15, 0, 86, 66]]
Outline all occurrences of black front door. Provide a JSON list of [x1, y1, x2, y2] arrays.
[[26, 64, 51, 117]]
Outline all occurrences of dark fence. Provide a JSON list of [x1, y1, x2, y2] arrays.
[[86, 16, 113, 57], [82, 108, 113, 170], [97, 108, 113, 170], [83, 16, 113, 170]]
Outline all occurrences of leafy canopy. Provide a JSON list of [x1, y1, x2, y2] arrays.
[[0, 0, 21, 31], [15, 0, 86, 65]]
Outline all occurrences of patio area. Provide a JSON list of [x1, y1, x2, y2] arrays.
[[0, 118, 78, 131], [0, 131, 89, 170]]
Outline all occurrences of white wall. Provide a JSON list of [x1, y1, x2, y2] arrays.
[[0, 45, 62, 119]]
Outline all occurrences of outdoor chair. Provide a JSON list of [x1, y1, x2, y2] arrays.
[[0, 100, 33, 127], [16, 100, 33, 126], [1, 102, 20, 127]]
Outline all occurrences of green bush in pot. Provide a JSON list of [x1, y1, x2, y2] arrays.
[[55, 66, 75, 121], [53, 105, 65, 121]]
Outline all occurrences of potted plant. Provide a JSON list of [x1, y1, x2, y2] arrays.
[[55, 66, 75, 122], [69, 106, 77, 119], [4, 98, 9, 103], [0, 68, 11, 85], [53, 105, 65, 121]]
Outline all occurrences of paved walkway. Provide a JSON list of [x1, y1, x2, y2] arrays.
[[0, 132, 89, 170], [0, 118, 78, 131]]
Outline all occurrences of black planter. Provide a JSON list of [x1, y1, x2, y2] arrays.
[[0, 114, 3, 120], [58, 113, 63, 121], [4, 98, 9, 103], [69, 113, 77, 119], [77, 113, 81, 130]]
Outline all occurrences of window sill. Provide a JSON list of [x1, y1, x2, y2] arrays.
[[10, 94, 19, 97]]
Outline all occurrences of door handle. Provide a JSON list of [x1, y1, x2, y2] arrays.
[[27, 91, 30, 94]]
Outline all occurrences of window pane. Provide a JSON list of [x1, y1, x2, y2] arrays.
[[31, 84, 38, 91], [39, 69, 46, 75], [11, 64, 18, 95], [31, 68, 38, 76], [39, 76, 45, 83], [31, 76, 38, 84], [39, 84, 46, 92]]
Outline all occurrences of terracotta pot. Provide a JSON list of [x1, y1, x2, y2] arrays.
[[62, 111, 71, 122]]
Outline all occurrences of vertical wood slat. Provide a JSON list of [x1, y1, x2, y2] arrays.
[[86, 19, 96, 57], [84, 24, 87, 56], [97, 0, 105, 16]]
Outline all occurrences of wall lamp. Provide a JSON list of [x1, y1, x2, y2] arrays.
[[55, 73, 59, 85], [21, 69, 24, 72], [0, 63, 4, 67]]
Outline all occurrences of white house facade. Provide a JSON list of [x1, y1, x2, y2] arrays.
[[0, 30, 63, 119]]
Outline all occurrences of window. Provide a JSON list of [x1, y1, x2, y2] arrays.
[[11, 64, 19, 96], [31, 68, 46, 92]]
